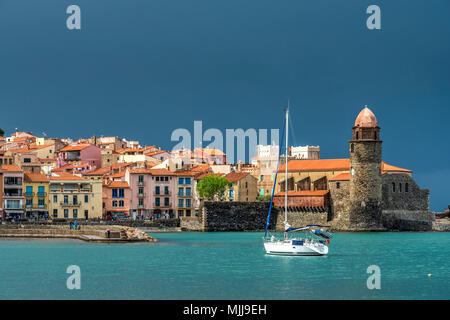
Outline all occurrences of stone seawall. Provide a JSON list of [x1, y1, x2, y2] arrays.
[[201, 202, 329, 232], [381, 210, 433, 231]]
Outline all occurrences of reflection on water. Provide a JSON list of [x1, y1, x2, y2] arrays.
[[0, 232, 449, 299]]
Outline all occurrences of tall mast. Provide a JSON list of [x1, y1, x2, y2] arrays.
[[284, 105, 289, 239]]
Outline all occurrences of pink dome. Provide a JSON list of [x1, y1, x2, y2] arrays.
[[354, 107, 378, 127]]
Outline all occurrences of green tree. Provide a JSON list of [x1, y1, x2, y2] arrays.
[[0, 128, 4, 137], [256, 194, 272, 202], [196, 174, 232, 201]]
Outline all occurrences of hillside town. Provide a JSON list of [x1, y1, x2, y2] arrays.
[[0, 107, 442, 232], [0, 130, 293, 222]]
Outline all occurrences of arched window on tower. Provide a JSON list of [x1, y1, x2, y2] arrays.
[[405, 183, 409, 192], [399, 183, 402, 192], [351, 144, 354, 153], [356, 132, 359, 140], [392, 182, 396, 193], [374, 131, 377, 140]]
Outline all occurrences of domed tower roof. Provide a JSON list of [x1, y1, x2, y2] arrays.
[[354, 107, 378, 128]]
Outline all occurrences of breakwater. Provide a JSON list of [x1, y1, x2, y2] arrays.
[[0, 224, 157, 242]]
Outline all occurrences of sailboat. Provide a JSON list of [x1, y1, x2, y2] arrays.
[[263, 107, 332, 256]]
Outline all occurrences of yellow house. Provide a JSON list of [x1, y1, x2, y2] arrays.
[[23, 172, 50, 219], [48, 172, 102, 219], [224, 172, 258, 202]]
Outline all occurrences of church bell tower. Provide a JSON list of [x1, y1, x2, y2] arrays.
[[349, 106, 384, 229]]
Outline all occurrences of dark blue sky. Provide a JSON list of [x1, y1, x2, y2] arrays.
[[0, 0, 449, 210]]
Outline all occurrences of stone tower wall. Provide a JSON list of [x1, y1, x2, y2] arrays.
[[349, 140, 384, 229]]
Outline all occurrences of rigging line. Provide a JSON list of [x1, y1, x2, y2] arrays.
[[264, 113, 286, 238], [288, 106, 297, 148]]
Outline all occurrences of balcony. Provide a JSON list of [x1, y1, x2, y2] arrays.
[[60, 202, 81, 207], [37, 192, 47, 197], [3, 193, 23, 198], [25, 192, 35, 197], [154, 191, 171, 196], [138, 181, 145, 186], [138, 204, 145, 209], [137, 193, 146, 198], [153, 202, 172, 208], [25, 204, 47, 209]]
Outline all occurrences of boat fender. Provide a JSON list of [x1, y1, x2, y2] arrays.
[[326, 239, 330, 244]]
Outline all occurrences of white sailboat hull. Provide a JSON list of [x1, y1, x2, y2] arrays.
[[264, 239, 328, 256]]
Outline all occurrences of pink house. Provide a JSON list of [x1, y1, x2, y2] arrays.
[[102, 180, 131, 218], [125, 168, 176, 219], [57, 144, 102, 171]]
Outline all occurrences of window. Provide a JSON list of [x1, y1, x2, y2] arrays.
[[119, 189, 124, 198], [26, 186, 33, 196], [156, 177, 160, 181], [155, 186, 160, 195], [64, 195, 68, 204], [186, 187, 191, 196], [186, 210, 191, 217], [73, 195, 78, 205], [179, 178, 184, 185], [351, 144, 354, 153], [405, 183, 409, 192], [155, 198, 161, 207], [73, 209, 78, 219], [112, 200, 118, 207], [164, 198, 170, 206], [185, 178, 191, 184], [64, 209, 69, 218], [178, 199, 184, 208], [119, 200, 124, 207], [38, 198, 45, 207], [178, 210, 184, 217], [138, 175, 144, 184], [38, 186, 45, 196], [186, 199, 191, 208], [23, 158, 31, 163], [245, 182, 248, 188], [85, 195, 89, 203], [85, 210, 89, 219], [139, 187, 144, 195], [164, 186, 169, 195], [336, 182, 340, 189], [53, 209, 58, 218], [26, 198, 33, 208], [178, 187, 184, 196], [138, 198, 144, 206], [356, 132, 359, 140], [392, 182, 396, 193], [112, 188, 118, 198], [399, 183, 402, 192]]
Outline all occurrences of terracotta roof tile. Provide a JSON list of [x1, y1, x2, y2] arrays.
[[225, 172, 249, 182], [274, 190, 329, 196], [24, 172, 49, 182], [329, 172, 350, 181]]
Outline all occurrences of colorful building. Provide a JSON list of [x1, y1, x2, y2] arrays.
[[1, 165, 25, 219], [224, 172, 258, 202], [57, 144, 102, 171], [24, 172, 50, 219], [126, 168, 176, 219], [102, 180, 131, 218], [48, 173, 102, 219], [175, 171, 195, 217]]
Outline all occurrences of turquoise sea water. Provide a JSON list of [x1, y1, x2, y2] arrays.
[[0, 232, 449, 300]]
